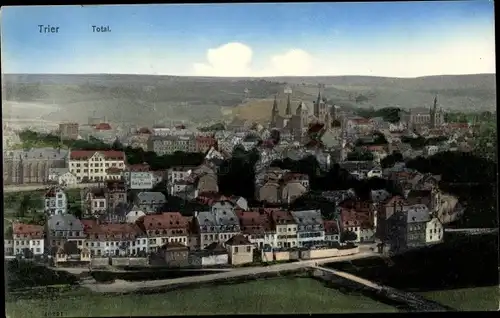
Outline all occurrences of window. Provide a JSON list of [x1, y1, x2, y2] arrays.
[[246, 246, 251, 252], [234, 246, 239, 253]]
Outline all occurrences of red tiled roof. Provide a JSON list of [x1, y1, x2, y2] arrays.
[[226, 234, 251, 245], [236, 211, 266, 235], [138, 212, 188, 231], [270, 210, 296, 225], [95, 123, 112, 130], [70, 150, 125, 161], [13, 223, 44, 238], [323, 220, 340, 234], [340, 209, 373, 229], [83, 222, 141, 239]]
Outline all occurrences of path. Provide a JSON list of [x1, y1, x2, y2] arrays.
[[445, 228, 498, 235], [84, 251, 379, 293], [312, 266, 455, 311], [4, 183, 97, 193]]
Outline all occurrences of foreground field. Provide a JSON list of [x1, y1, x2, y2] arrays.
[[418, 286, 499, 311], [6, 278, 397, 317]]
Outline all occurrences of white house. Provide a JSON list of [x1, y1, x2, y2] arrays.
[[68, 150, 126, 183], [12, 223, 45, 256], [47, 168, 78, 186], [83, 221, 141, 257], [44, 186, 68, 215], [425, 217, 444, 244], [290, 210, 325, 248], [125, 205, 147, 224]]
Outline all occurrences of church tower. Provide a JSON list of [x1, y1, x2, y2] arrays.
[[313, 84, 327, 123], [285, 92, 292, 116], [430, 95, 438, 128], [270, 94, 279, 128]]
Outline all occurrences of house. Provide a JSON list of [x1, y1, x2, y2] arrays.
[[82, 187, 107, 217], [236, 211, 276, 249], [184, 216, 200, 250], [125, 171, 155, 190], [425, 217, 444, 244], [188, 242, 229, 267], [44, 186, 68, 216], [168, 180, 191, 197], [82, 220, 144, 256], [156, 242, 190, 267], [47, 168, 78, 186], [387, 204, 430, 253], [195, 173, 218, 196], [98, 202, 129, 224], [339, 161, 380, 180], [5, 236, 14, 256], [46, 214, 85, 249], [339, 200, 376, 243], [136, 212, 189, 253], [68, 150, 126, 183], [323, 220, 340, 245], [167, 166, 194, 184], [12, 223, 45, 256], [268, 210, 298, 248], [105, 180, 127, 211], [134, 191, 167, 214], [290, 210, 325, 248], [281, 179, 307, 204], [125, 204, 146, 224], [225, 235, 255, 265], [194, 202, 241, 249], [257, 181, 280, 204], [50, 241, 91, 267]]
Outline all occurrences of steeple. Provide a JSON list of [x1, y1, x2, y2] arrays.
[[316, 84, 322, 106], [272, 94, 279, 113], [285, 93, 292, 116]]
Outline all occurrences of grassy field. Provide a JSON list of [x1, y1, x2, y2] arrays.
[[418, 286, 499, 311], [6, 278, 397, 317]]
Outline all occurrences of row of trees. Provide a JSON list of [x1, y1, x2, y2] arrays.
[[356, 107, 402, 123]]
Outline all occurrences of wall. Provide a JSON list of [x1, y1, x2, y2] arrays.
[[261, 251, 274, 262], [128, 257, 148, 267], [111, 258, 130, 267], [289, 250, 300, 260], [301, 247, 359, 260], [274, 251, 290, 261], [91, 257, 110, 268], [202, 254, 228, 266]]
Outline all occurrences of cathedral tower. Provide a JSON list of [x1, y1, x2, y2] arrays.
[[270, 94, 279, 128]]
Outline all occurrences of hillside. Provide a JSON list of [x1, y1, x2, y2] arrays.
[[2, 73, 495, 126]]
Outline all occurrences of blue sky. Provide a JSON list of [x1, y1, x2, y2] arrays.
[[1, 2, 495, 77]]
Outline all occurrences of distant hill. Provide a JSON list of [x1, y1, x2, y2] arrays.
[[2, 73, 495, 126]]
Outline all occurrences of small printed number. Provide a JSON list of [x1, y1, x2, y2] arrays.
[[44, 312, 63, 317]]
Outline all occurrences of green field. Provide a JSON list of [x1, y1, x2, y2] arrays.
[[419, 286, 499, 311], [6, 278, 397, 317]]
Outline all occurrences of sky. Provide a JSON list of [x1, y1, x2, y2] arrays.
[[1, 2, 495, 77]]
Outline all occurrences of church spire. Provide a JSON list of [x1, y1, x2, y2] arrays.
[[270, 94, 279, 128], [285, 92, 292, 115], [272, 94, 279, 113], [316, 84, 322, 106]]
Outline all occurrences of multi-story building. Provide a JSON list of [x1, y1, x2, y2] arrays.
[[59, 123, 79, 140], [133, 191, 167, 214], [46, 214, 85, 249], [387, 204, 430, 253], [236, 210, 276, 249], [195, 135, 217, 153], [167, 166, 194, 184], [135, 213, 189, 253], [3, 148, 69, 185], [68, 150, 126, 183], [82, 187, 108, 217], [323, 220, 341, 244], [290, 210, 325, 247], [12, 223, 45, 256], [148, 135, 197, 155], [44, 186, 68, 216], [194, 201, 241, 249], [268, 210, 298, 248], [82, 220, 143, 256], [339, 200, 376, 243], [105, 180, 127, 211]]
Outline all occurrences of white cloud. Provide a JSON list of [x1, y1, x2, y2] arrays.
[[192, 34, 495, 78], [192, 42, 316, 77]]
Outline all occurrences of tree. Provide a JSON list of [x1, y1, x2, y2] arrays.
[[111, 138, 124, 151], [340, 230, 358, 243], [16, 194, 32, 218], [21, 248, 34, 259]]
